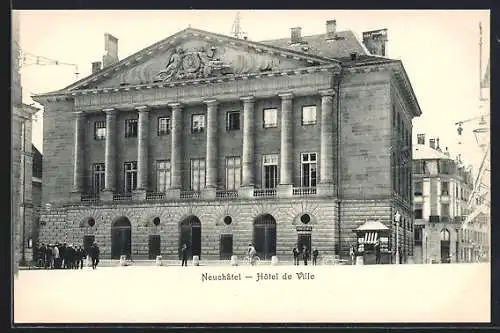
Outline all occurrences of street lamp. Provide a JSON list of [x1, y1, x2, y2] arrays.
[[394, 211, 401, 264]]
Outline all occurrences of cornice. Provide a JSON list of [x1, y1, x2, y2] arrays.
[[33, 64, 340, 101]]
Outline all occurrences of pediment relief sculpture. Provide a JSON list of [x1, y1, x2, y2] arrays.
[[154, 44, 283, 82]]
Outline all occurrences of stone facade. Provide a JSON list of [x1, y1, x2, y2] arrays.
[[12, 11, 38, 270], [34, 26, 421, 261], [412, 137, 487, 263]]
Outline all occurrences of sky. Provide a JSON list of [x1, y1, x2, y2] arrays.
[[17, 9, 490, 173]]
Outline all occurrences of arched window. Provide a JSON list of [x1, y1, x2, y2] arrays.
[[440, 229, 450, 241]]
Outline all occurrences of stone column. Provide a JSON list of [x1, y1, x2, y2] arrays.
[[279, 92, 293, 185], [136, 106, 150, 190], [72, 111, 85, 194], [241, 96, 255, 189], [204, 99, 218, 188], [133, 105, 149, 200], [169, 103, 183, 194], [202, 99, 218, 199], [103, 108, 117, 198], [318, 89, 336, 196]]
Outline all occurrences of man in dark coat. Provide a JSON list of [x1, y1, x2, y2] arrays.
[[180, 244, 188, 267], [90, 243, 100, 269], [303, 246, 310, 266], [312, 248, 319, 265], [375, 241, 381, 264], [292, 246, 299, 266]]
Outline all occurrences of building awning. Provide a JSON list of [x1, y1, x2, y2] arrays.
[[354, 221, 390, 232], [363, 232, 379, 244]]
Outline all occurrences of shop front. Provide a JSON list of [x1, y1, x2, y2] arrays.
[[354, 221, 391, 265]]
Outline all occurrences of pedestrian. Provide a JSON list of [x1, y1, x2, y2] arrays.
[[312, 248, 319, 265], [303, 246, 310, 266], [53, 244, 60, 269], [292, 246, 299, 266], [90, 243, 99, 269], [350, 245, 356, 265], [180, 243, 188, 267], [45, 245, 53, 269], [374, 240, 381, 264], [76, 246, 84, 269]]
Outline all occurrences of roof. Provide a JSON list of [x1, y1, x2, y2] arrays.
[[413, 144, 453, 160], [260, 30, 369, 60], [354, 221, 390, 231], [53, 27, 340, 94]]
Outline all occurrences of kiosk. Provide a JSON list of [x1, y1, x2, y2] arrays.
[[353, 221, 391, 265]]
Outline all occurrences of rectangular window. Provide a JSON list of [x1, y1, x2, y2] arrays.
[[301, 106, 317, 125], [413, 160, 424, 174], [92, 163, 105, 193], [263, 108, 278, 128], [124, 161, 137, 193], [414, 208, 423, 219], [192, 114, 205, 134], [190, 158, 206, 191], [417, 134, 425, 145], [226, 111, 240, 131], [441, 203, 450, 218], [158, 117, 171, 136], [414, 181, 423, 196], [301, 152, 317, 187], [94, 121, 106, 140], [125, 119, 138, 138], [262, 154, 279, 188], [156, 160, 171, 192], [225, 156, 241, 190], [414, 228, 422, 242], [441, 181, 449, 195]]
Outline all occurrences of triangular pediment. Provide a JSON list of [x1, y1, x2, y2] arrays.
[[63, 28, 339, 91]]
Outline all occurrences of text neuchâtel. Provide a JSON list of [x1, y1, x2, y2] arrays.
[[201, 272, 315, 282]]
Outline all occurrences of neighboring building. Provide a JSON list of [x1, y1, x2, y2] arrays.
[[33, 21, 421, 262], [411, 134, 487, 264], [12, 11, 38, 271], [31, 144, 43, 255]]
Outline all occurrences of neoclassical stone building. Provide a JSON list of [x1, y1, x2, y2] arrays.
[[33, 21, 421, 261]]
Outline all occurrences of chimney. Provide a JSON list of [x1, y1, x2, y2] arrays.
[[417, 134, 425, 145], [445, 147, 450, 156], [91, 61, 102, 74], [362, 29, 388, 56], [326, 20, 337, 39], [429, 138, 436, 149], [290, 27, 302, 44], [436, 138, 441, 151], [102, 33, 119, 68]]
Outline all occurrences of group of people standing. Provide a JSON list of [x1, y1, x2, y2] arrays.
[[33, 242, 101, 270], [292, 246, 319, 265]]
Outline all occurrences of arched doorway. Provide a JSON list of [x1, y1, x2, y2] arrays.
[[253, 214, 277, 260], [111, 217, 132, 259], [440, 228, 450, 263], [180, 216, 201, 259]]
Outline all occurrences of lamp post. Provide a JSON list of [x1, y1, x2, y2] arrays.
[[394, 211, 401, 264]]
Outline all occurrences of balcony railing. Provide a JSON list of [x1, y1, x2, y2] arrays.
[[113, 193, 132, 201], [81, 193, 100, 202], [146, 192, 166, 201], [292, 187, 317, 196], [253, 189, 277, 197], [216, 190, 239, 199], [180, 190, 201, 199]]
